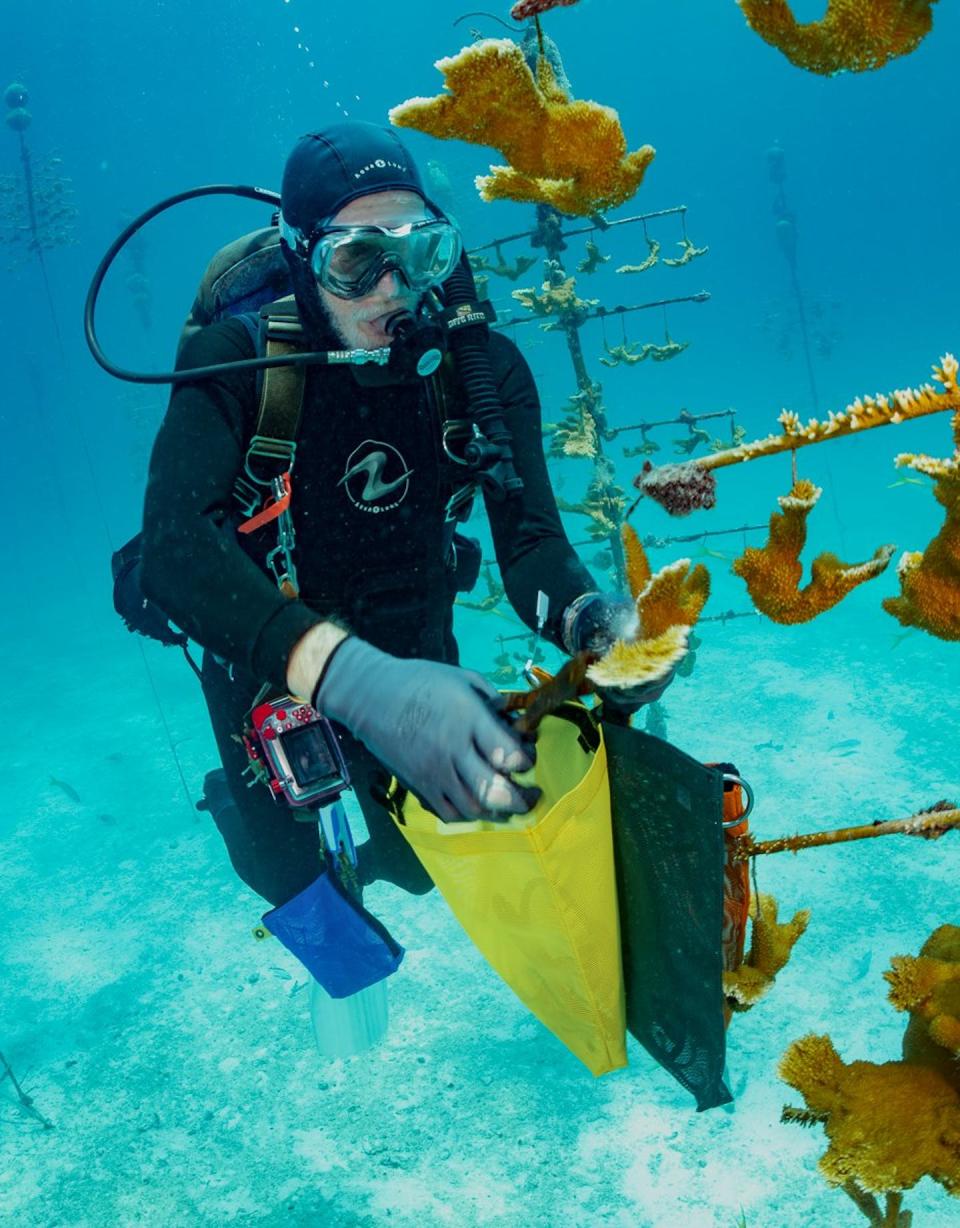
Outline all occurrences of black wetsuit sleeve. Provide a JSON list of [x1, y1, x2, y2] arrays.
[[483, 333, 596, 648], [140, 320, 322, 690]]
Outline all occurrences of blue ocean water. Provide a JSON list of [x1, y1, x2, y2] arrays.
[[2, 2, 958, 1224]]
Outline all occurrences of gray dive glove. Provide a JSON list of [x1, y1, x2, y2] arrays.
[[314, 637, 539, 823]]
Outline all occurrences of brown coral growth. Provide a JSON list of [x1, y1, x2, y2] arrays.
[[780, 929, 960, 1219], [732, 479, 895, 624], [883, 355, 960, 641], [738, 0, 940, 76], [724, 892, 810, 1011], [389, 39, 655, 217]]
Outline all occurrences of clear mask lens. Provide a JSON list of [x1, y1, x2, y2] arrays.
[[310, 221, 461, 299]]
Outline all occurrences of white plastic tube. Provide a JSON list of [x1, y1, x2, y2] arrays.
[[309, 975, 389, 1058]]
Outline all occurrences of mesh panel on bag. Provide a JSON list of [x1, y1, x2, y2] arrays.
[[602, 721, 731, 1111]]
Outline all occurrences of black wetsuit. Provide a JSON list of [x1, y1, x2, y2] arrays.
[[141, 316, 594, 905]]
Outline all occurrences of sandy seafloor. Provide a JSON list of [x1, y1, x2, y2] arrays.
[[2, 588, 957, 1228]]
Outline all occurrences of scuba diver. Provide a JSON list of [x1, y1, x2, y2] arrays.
[[131, 120, 673, 909]]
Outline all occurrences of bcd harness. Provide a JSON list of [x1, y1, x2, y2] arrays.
[[232, 295, 485, 603]]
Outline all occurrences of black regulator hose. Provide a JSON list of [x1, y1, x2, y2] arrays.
[[440, 255, 523, 499], [84, 184, 363, 386]]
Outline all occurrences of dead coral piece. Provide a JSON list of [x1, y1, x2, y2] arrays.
[[780, 930, 960, 1223], [732, 479, 895, 624], [635, 459, 718, 516], [577, 239, 609, 274], [882, 355, 960, 641], [557, 459, 626, 539], [724, 893, 810, 1011], [511, 0, 580, 19], [390, 39, 655, 217], [663, 237, 709, 267], [470, 249, 538, 281], [513, 268, 598, 330], [737, 0, 940, 76], [617, 236, 660, 274], [647, 333, 690, 362], [599, 340, 648, 368], [550, 403, 600, 459]]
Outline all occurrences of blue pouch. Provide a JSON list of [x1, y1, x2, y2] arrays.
[[263, 868, 404, 999]]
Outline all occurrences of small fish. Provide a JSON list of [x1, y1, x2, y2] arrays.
[[829, 739, 860, 751], [50, 776, 81, 803], [836, 750, 858, 758], [270, 966, 293, 981], [98, 813, 117, 826], [887, 476, 926, 488], [851, 951, 872, 981], [753, 740, 784, 752]]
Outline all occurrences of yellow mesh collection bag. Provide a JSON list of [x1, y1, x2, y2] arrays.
[[387, 704, 627, 1077]]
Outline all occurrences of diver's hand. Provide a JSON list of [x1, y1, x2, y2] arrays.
[[563, 591, 678, 715], [314, 637, 539, 822]]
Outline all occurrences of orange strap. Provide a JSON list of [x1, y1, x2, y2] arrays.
[[237, 472, 292, 535]]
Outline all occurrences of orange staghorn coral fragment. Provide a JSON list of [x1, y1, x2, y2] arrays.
[[883, 355, 960, 640], [733, 479, 895, 624], [586, 552, 709, 690], [621, 523, 652, 600], [635, 556, 711, 641], [780, 929, 960, 1214], [389, 39, 655, 217], [738, 0, 940, 76]]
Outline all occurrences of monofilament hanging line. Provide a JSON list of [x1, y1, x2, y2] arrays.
[[6, 86, 196, 818]]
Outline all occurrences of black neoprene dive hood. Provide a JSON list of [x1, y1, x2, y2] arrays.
[[280, 122, 433, 345], [280, 121, 429, 236]]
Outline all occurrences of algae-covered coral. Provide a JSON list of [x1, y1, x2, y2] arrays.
[[780, 927, 960, 1223], [732, 479, 895, 624], [738, 0, 941, 76], [389, 39, 655, 217]]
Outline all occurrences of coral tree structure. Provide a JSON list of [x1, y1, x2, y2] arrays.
[[780, 926, 960, 1222], [883, 354, 960, 641], [586, 525, 709, 690], [732, 478, 895, 624], [389, 39, 655, 217], [635, 353, 960, 516], [738, 0, 940, 76]]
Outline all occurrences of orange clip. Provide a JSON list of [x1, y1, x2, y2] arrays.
[[238, 472, 292, 535]]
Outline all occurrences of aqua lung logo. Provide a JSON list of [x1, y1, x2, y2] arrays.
[[353, 158, 408, 180], [338, 440, 413, 514]]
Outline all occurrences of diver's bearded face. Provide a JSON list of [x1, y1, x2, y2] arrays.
[[316, 190, 426, 350]]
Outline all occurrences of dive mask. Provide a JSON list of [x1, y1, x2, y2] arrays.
[[291, 218, 462, 300]]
